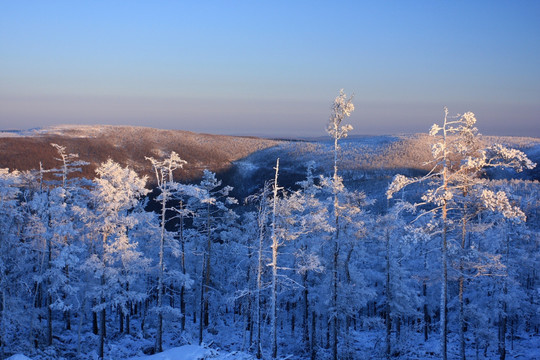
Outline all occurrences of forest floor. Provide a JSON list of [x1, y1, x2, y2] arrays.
[[9, 312, 539, 359]]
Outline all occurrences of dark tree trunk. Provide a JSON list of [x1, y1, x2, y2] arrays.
[[311, 311, 317, 360], [303, 271, 309, 348], [93, 310, 99, 335], [99, 308, 105, 359]]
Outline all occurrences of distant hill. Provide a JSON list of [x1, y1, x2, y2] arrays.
[[1, 126, 538, 195], [0, 125, 280, 182], [222, 133, 540, 202]]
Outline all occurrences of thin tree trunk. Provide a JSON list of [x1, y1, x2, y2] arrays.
[[255, 185, 267, 359], [199, 253, 206, 345], [47, 224, 53, 347], [441, 202, 448, 360], [156, 185, 167, 353], [246, 229, 253, 346], [77, 298, 85, 358], [270, 159, 280, 359], [93, 309, 98, 335], [99, 307, 105, 359], [120, 309, 124, 333], [385, 227, 392, 359], [63, 235, 71, 331], [98, 231, 110, 359], [332, 135, 340, 360], [441, 109, 449, 360], [47, 294, 53, 347], [180, 206, 186, 332], [303, 271, 309, 348], [126, 311, 130, 335], [311, 311, 317, 360], [1, 290, 5, 358], [204, 203, 211, 328], [459, 206, 467, 360], [423, 280, 429, 342], [499, 229, 510, 360]]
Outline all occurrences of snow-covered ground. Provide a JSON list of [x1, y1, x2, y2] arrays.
[[128, 345, 224, 360]]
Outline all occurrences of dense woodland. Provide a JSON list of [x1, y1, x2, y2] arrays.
[[0, 94, 539, 360]]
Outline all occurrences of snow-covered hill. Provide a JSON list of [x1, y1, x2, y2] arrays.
[[0, 125, 280, 182]]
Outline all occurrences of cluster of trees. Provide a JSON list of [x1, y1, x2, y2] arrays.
[[0, 92, 538, 360]]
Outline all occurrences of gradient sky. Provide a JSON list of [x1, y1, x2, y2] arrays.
[[1, 1, 539, 137]]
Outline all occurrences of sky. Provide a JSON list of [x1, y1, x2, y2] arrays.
[[1, 1, 539, 137]]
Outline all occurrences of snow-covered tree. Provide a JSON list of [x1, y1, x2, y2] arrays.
[[244, 181, 272, 359], [146, 151, 188, 353], [0, 169, 24, 357], [178, 169, 237, 345], [82, 159, 149, 359], [294, 162, 328, 355], [266, 159, 333, 359], [373, 203, 421, 359], [326, 89, 354, 360], [387, 108, 536, 360]]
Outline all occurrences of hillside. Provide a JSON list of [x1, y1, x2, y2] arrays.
[[1, 126, 538, 195], [225, 133, 540, 202], [0, 125, 280, 182]]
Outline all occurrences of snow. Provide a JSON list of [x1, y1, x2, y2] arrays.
[[6, 355, 33, 360], [128, 345, 256, 360], [129, 345, 217, 360]]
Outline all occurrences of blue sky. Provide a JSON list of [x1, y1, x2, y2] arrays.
[[1, 1, 539, 137]]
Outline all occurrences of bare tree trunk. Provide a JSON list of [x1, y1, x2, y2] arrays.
[[255, 185, 268, 359], [126, 310, 130, 335], [385, 227, 392, 359], [119, 308, 124, 333], [246, 230, 253, 346], [423, 280, 429, 342], [63, 235, 71, 331], [441, 110, 449, 360], [93, 309, 98, 335], [499, 229, 510, 360], [199, 253, 206, 345], [1, 290, 6, 358], [99, 306, 105, 359], [47, 295, 53, 347], [47, 225, 53, 347], [156, 187, 167, 354], [270, 159, 280, 359], [459, 208, 467, 360], [204, 203, 211, 328], [441, 203, 448, 360], [311, 311, 317, 360], [332, 135, 340, 360], [179, 207, 186, 332], [303, 271, 309, 349]]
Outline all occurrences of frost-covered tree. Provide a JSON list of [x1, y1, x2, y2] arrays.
[[373, 203, 421, 359], [178, 169, 237, 345], [0, 169, 24, 357], [294, 162, 328, 356], [49, 143, 89, 189], [266, 159, 332, 359], [146, 151, 188, 353], [244, 181, 272, 359], [32, 144, 90, 345], [82, 159, 148, 359], [326, 89, 354, 360], [387, 108, 536, 360]]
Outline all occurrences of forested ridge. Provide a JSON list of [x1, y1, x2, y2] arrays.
[[0, 98, 539, 360], [0, 125, 280, 183]]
